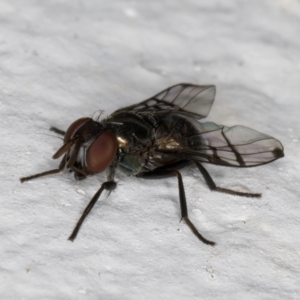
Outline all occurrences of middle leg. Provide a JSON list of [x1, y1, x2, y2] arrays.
[[138, 169, 215, 246]]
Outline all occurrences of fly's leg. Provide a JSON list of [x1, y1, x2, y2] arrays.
[[138, 170, 215, 246], [20, 155, 67, 183], [50, 126, 65, 136], [68, 181, 117, 241], [194, 161, 261, 198]]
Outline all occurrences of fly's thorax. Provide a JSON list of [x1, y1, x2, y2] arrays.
[[105, 112, 155, 153], [103, 112, 156, 175], [116, 152, 145, 175]]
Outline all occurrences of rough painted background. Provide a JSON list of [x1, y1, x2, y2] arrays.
[[1, 1, 299, 299]]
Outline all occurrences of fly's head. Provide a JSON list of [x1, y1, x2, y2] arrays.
[[54, 117, 118, 179]]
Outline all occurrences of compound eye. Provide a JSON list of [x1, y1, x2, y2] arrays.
[[64, 117, 92, 143], [86, 131, 118, 173]]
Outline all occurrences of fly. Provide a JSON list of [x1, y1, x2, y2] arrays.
[[20, 84, 284, 246]]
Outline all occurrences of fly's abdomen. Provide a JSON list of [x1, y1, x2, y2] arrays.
[[154, 114, 283, 167], [154, 114, 203, 152]]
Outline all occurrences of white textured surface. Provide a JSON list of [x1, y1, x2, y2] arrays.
[[1, 1, 300, 299]]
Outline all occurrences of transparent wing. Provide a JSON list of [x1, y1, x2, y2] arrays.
[[159, 122, 284, 167], [112, 83, 216, 119]]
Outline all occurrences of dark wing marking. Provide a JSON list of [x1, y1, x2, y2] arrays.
[[158, 122, 284, 167], [112, 84, 216, 119]]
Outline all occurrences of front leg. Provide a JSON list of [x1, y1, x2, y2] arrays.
[[69, 181, 117, 241], [138, 169, 215, 246], [20, 155, 67, 182]]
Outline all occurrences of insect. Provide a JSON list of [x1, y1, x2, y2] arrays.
[[20, 84, 284, 245]]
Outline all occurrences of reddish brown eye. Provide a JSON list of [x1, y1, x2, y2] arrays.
[[86, 130, 118, 173], [64, 117, 92, 143]]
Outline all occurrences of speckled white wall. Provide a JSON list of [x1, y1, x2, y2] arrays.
[[1, 1, 299, 299]]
